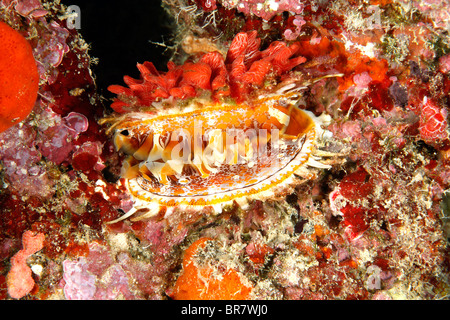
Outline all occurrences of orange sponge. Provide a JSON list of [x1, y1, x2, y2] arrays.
[[170, 238, 253, 300], [0, 21, 39, 133]]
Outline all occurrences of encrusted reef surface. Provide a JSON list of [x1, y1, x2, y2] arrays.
[[0, 0, 449, 300]]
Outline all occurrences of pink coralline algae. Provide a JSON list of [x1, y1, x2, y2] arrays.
[[283, 15, 306, 41], [0, 108, 89, 198], [34, 21, 70, 84], [221, 0, 305, 21], [0, 122, 53, 198], [62, 258, 98, 300], [6, 0, 48, 18], [439, 54, 450, 73], [37, 111, 89, 165], [62, 242, 166, 300], [6, 231, 45, 299]]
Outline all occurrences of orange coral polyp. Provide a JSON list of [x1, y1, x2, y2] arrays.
[[0, 21, 39, 133], [108, 31, 307, 112]]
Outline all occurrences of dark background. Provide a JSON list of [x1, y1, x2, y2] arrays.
[[61, 0, 174, 100]]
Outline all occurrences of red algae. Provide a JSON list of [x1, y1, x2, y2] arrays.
[[338, 167, 374, 202], [419, 97, 449, 145]]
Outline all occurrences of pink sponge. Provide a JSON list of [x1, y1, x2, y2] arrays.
[[6, 231, 45, 299]]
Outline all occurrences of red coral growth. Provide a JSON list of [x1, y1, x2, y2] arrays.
[[296, 34, 390, 94], [108, 31, 306, 112], [245, 242, 274, 264], [330, 168, 376, 241], [418, 97, 449, 145], [338, 167, 374, 201], [340, 205, 371, 239], [367, 79, 394, 112], [109, 30, 394, 114]]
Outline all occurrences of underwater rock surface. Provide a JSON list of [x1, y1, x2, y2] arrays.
[[0, 0, 449, 300]]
